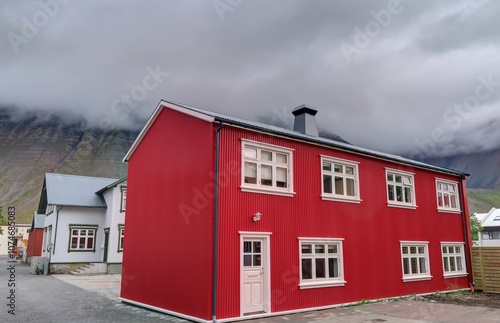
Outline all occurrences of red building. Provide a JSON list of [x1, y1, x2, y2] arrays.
[[26, 212, 45, 263], [121, 100, 473, 322]]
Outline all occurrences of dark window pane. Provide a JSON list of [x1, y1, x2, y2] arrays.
[[328, 258, 338, 278], [449, 257, 455, 271], [253, 242, 261, 253], [315, 258, 325, 278], [388, 185, 394, 201], [404, 187, 411, 203], [396, 186, 403, 202], [253, 255, 261, 266], [71, 237, 78, 249], [323, 175, 332, 194], [244, 255, 252, 266], [244, 241, 252, 253], [301, 244, 312, 254], [87, 237, 93, 249], [315, 245, 325, 254], [301, 259, 312, 279], [403, 258, 409, 274], [419, 257, 426, 273], [335, 177, 343, 195], [411, 258, 418, 274], [444, 258, 449, 271]]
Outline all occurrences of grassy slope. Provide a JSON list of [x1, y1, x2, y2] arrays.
[[467, 188, 500, 214]]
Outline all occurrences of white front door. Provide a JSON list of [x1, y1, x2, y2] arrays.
[[242, 238, 265, 314]]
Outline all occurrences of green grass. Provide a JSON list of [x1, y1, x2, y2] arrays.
[[467, 189, 500, 214]]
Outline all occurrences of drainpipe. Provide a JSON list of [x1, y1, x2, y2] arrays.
[[47, 206, 63, 275], [212, 122, 223, 323], [458, 176, 473, 291]]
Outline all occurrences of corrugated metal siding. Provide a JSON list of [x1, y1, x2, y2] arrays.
[[121, 108, 214, 320], [216, 126, 469, 319]]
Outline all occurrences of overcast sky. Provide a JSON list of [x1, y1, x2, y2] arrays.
[[1, 0, 500, 158]]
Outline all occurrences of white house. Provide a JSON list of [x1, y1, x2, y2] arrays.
[[38, 173, 126, 274], [474, 207, 500, 247]]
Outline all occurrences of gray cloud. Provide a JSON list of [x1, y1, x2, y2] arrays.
[[1, 0, 500, 157]]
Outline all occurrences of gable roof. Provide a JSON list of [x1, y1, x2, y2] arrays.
[[95, 177, 127, 194], [475, 208, 500, 228], [124, 100, 469, 178], [43, 173, 118, 208]]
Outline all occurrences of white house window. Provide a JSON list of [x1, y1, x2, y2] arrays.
[[120, 186, 127, 212], [441, 243, 466, 277], [298, 238, 345, 289], [241, 139, 294, 196], [386, 169, 416, 209], [118, 224, 125, 252], [321, 156, 360, 203], [482, 231, 500, 240], [436, 180, 460, 213], [400, 242, 431, 282], [69, 225, 98, 252]]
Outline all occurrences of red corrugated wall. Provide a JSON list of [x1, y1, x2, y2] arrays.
[[26, 228, 43, 257], [120, 107, 214, 320], [216, 126, 469, 319]]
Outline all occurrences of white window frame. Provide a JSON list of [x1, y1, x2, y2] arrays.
[[117, 224, 125, 252], [298, 238, 346, 289], [400, 241, 431, 282], [68, 225, 98, 252], [441, 242, 467, 278], [386, 168, 417, 209], [120, 186, 127, 212], [320, 155, 361, 203], [240, 139, 295, 197], [435, 179, 461, 213]]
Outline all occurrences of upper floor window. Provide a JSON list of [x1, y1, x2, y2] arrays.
[[386, 169, 416, 209], [118, 224, 125, 252], [68, 225, 98, 252], [321, 156, 360, 203], [120, 186, 127, 212], [436, 180, 460, 213], [441, 243, 466, 278], [400, 241, 431, 282], [241, 139, 294, 197], [298, 238, 345, 289]]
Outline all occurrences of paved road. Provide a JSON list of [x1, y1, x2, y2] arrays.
[[2, 255, 500, 322]]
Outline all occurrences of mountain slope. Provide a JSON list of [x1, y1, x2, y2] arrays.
[[0, 108, 138, 224]]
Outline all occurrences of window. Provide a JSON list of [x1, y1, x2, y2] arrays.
[[482, 231, 500, 240], [68, 225, 98, 252], [118, 224, 124, 252], [441, 243, 466, 277], [298, 238, 345, 289], [241, 139, 294, 196], [120, 186, 127, 212], [386, 169, 416, 208], [321, 156, 360, 203], [436, 180, 460, 213], [400, 242, 431, 282]]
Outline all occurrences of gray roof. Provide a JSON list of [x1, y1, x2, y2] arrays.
[[164, 100, 469, 177], [95, 177, 127, 194], [33, 212, 45, 229], [45, 173, 118, 208]]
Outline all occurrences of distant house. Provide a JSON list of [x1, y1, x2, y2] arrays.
[[474, 208, 500, 246], [26, 212, 45, 263], [120, 100, 473, 322], [37, 173, 127, 274], [0, 223, 30, 256]]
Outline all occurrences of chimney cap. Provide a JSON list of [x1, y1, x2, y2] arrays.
[[292, 104, 318, 116]]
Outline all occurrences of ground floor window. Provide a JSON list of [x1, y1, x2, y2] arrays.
[[441, 243, 466, 277], [298, 238, 345, 289], [400, 241, 431, 282], [68, 225, 98, 252]]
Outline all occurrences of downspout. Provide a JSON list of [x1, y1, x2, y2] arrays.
[[48, 206, 62, 275], [458, 176, 473, 291], [212, 122, 224, 323]]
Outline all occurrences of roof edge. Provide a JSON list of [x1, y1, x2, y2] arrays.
[[123, 100, 215, 162]]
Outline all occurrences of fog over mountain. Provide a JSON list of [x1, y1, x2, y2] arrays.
[[1, 1, 500, 158]]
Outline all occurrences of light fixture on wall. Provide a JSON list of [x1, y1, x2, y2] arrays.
[[253, 212, 262, 222]]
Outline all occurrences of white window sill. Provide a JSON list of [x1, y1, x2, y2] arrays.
[[299, 280, 347, 289], [437, 208, 462, 214], [387, 202, 417, 210], [321, 195, 362, 204], [240, 185, 295, 197], [444, 272, 468, 279], [402, 275, 432, 282]]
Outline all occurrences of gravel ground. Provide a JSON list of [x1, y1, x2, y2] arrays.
[[424, 290, 500, 308]]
